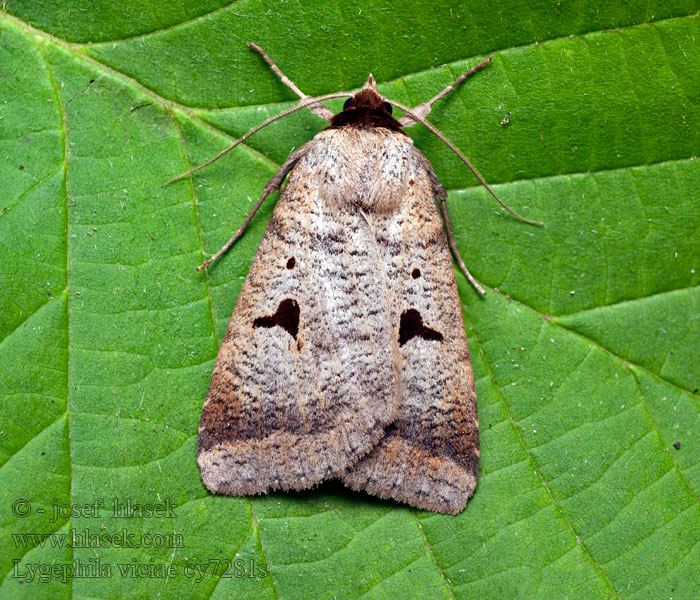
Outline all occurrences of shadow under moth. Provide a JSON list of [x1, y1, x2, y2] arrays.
[[175, 44, 541, 515]]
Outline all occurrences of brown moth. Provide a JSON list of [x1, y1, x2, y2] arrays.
[[181, 44, 541, 515]]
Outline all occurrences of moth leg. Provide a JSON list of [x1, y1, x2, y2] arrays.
[[249, 42, 334, 122], [440, 196, 486, 296], [398, 57, 492, 128], [419, 154, 487, 296], [197, 146, 308, 271]]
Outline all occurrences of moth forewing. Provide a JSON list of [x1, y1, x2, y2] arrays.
[[197, 133, 401, 493], [341, 149, 478, 515]]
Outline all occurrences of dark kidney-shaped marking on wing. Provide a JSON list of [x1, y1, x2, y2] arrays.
[[398, 308, 443, 346], [253, 298, 300, 339]]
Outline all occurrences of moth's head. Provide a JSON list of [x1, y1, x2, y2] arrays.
[[328, 74, 403, 132]]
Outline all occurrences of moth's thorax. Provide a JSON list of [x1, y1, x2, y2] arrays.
[[298, 127, 424, 214]]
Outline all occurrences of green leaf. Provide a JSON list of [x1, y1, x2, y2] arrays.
[[1, 2, 699, 598]]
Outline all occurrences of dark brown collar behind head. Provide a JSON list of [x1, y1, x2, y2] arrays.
[[328, 74, 404, 132]]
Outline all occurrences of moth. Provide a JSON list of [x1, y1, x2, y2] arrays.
[[177, 44, 540, 515]]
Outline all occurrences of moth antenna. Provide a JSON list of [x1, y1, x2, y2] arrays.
[[399, 57, 492, 127], [388, 99, 544, 227], [165, 92, 350, 185], [248, 42, 333, 121]]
